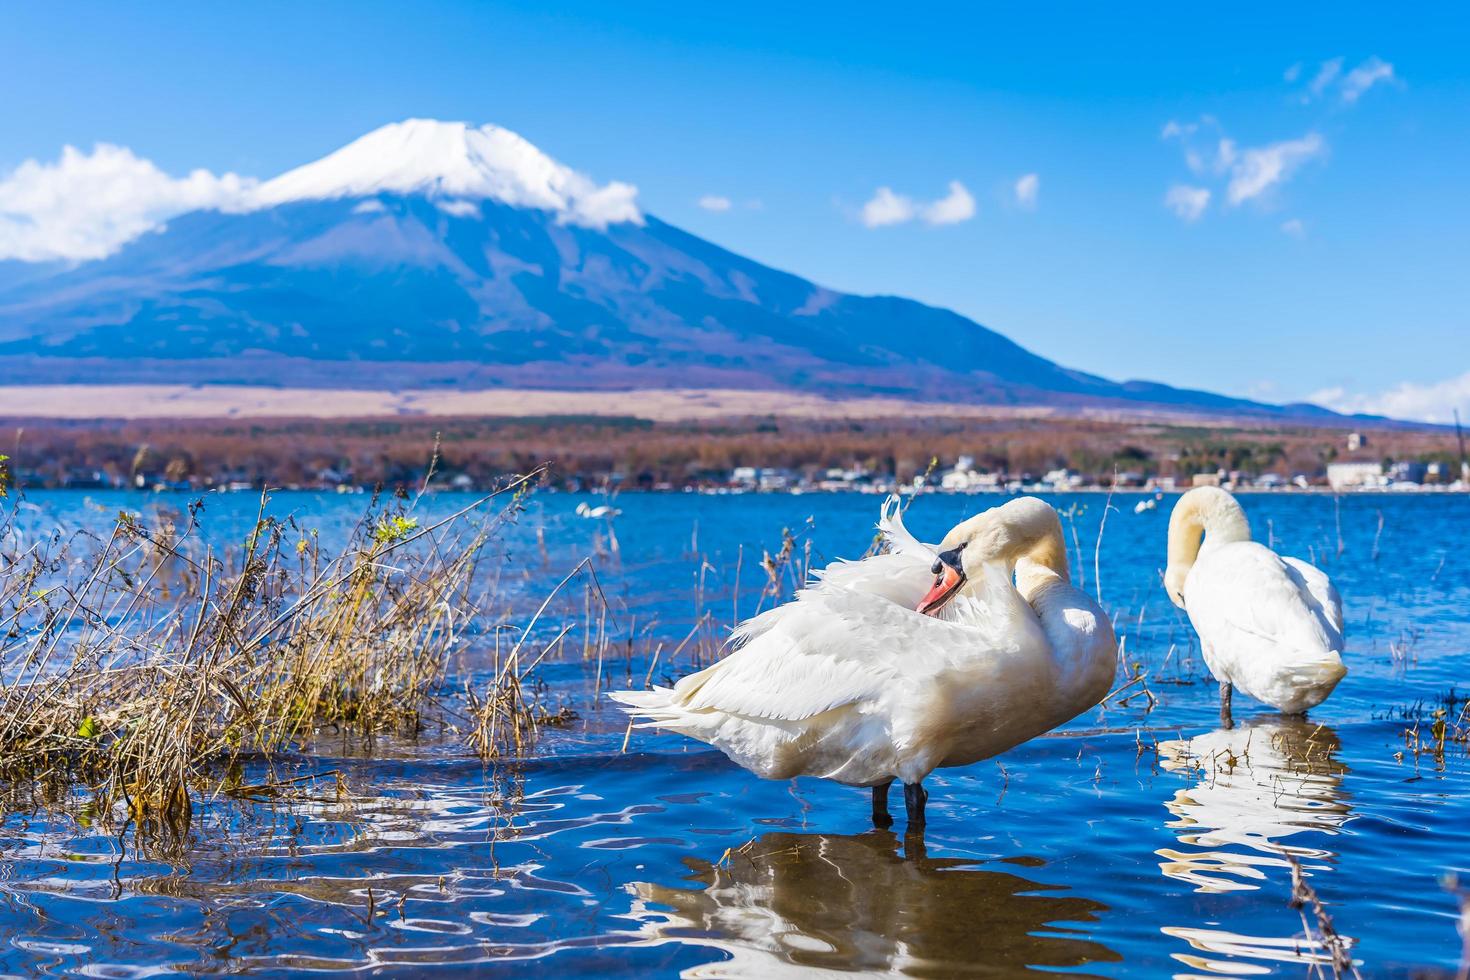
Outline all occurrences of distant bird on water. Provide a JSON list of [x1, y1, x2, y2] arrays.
[[609, 496, 1117, 829], [575, 501, 621, 519], [1163, 487, 1346, 727]]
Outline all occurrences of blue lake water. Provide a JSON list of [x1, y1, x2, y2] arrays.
[[2, 488, 1468, 977]]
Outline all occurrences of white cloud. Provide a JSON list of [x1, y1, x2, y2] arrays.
[[559, 179, 641, 229], [1013, 173, 1039, 210], [860, 187, 916, 227], [698, 194, 732, 212], [861, 181, 975, 228], [1309, 371, 1470, 424], [1280, 217, 1305, 237], [1308, 58, 1344, 99], [921, 181, 975, 225], [1162, 114, 1327, 217], [1283, 63, 1303, 83], [1298, 55, 1397, 105], [436, 199, 480, 217], [1161, 119, 1197, 140], [1225, 133, 1325, 205], [1341, 56, 1396, 103], [0, 143, 255, 262], [1164, 184, 1211, 222]]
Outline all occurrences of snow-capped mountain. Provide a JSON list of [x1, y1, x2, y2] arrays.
[[253, 119, 642, 230], [0, 120, 1337, 418]]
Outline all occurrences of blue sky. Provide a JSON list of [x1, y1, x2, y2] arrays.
[[2, 2, 1467, 418]]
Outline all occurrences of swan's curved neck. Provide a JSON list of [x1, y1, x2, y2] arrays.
[[1167, 488, 1251, 577], [1018, 528, 1071, 582], [965, 499, 1072, 585]]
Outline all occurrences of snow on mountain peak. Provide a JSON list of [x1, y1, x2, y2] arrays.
[[255, 119, 642, 229]]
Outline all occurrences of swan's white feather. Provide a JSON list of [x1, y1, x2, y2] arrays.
[[1184, 541, 1345, 712]]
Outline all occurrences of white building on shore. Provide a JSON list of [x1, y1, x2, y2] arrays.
[[1326, 461, 1385, 490]]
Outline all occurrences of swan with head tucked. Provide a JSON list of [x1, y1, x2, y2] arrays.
[[1164, 487, 1346, 726], [608, 496, 1118, 828]]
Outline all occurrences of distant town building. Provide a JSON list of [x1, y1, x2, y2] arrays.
[[1191, 473, 1222, 488], [1043, 468, 1083, 489], [1347, 432, 1366, 452], [1326, 461, 1384, 490], [1389, 461, 1428, 485]]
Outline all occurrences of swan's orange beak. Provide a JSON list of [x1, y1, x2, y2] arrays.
[[917, 559, 964, 616]]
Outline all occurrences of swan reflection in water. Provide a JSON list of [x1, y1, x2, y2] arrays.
[[1155, 715, 1356, 976], [626, 830, 1118, 978]]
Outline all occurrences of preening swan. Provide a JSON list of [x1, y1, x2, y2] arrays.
[[1164, 487, 1346, 726], [608, 496, 1117, 828], [575, 501, 621, 519]]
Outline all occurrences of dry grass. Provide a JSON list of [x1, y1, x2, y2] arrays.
[[0, 467, 556, 830]]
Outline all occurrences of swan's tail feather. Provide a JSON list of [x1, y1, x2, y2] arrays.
[[1257, 651, 1347, 713], [606, 687, 712, 736], [605, 686, 678, 711]]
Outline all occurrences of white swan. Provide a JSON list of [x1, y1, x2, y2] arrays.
[[575, 501, 621, 519], [608, 496, 1118, 828], [1164, 487, 1346, 725]]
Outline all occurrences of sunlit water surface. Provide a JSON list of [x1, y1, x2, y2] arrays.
[[2, 490, 1468, 977]]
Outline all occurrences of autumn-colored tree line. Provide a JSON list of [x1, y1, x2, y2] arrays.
[[1, 414, 1460, 490]]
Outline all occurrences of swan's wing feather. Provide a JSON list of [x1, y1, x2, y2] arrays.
[[1187, 543, 1339, 657], [733, 496, 941, 642], [807, 550, 935, 610], [676, 594, 902, 721], [1281, 556, 1345, 646], [877, 494, 936, 559], [681, 566, 1033, 723]]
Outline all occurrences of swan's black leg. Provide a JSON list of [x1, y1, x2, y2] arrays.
[[1219, 680, 1234, 730], [903, 781, 928, 828], [871, 781, 894, 828]]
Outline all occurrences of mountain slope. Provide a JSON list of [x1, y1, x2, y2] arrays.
[[0, 120, 1336, 419]]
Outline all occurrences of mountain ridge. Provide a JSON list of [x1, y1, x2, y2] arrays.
[[0, 119, 1346, 422]]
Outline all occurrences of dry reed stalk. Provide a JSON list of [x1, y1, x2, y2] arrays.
[[0, 467, 547, 829]]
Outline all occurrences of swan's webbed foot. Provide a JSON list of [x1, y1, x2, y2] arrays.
[[1219, 680, 1234, 730], [903, 781, 928, 828], [871, 782, 894, 828]]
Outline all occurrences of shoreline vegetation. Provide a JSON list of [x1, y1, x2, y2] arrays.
[[3, 413, 1465, 494], [0, 468, 605, 832]]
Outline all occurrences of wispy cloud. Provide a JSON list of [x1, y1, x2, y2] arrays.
[[1297, 55, 1398, 104], [1163, 117, 1325, 214], [1310, 371, 1470, 424], [697, 194, 732, 212], [1280, 217, 1305, 237], [1341, 56, 1396, 103], [1164, 184, 1211, 222], [1226, 133, 1325, 205], [1013, 173, 1039, 210], [860, 181, 975, 228], [1307, 58, 1344, 99], [0, 143, 255, 262]]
